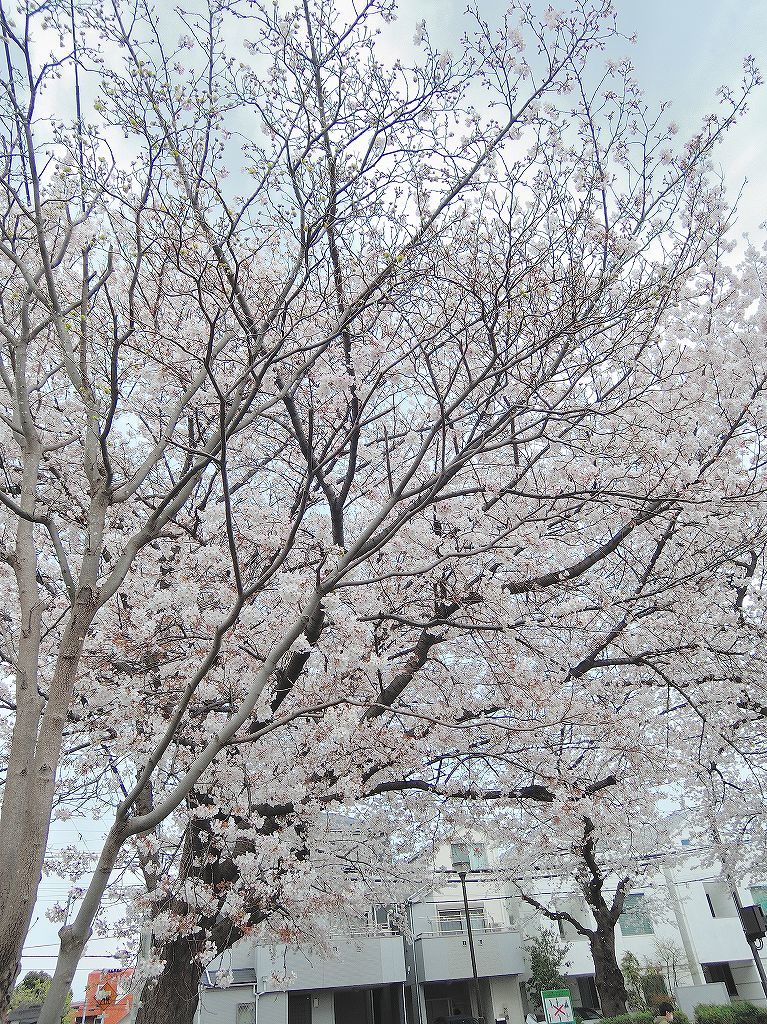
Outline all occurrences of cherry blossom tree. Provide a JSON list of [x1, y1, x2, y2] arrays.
[[0, 0, 763, 1022], [122, 230, 767, 1024], [498, 739, 666, 1016]]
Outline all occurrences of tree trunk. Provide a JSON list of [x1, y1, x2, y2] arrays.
[[134, 939, 205, 1024], [0, 596, 98, 1018], [590, 927, 629, 1017]]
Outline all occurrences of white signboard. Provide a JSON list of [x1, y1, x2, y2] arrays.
[[541, 989, 575, 1024]]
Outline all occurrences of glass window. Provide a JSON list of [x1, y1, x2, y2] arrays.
[[450, 842, 489, 870], [469, 908, 486, 932], [368, 905, 393, 930], [438, 908, 486, 934], [619, 893, 654, 936], [439, 909, 464, 934], [750, 885, 767, 915]]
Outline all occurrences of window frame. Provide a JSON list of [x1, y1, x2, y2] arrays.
[[618, 893, 654, 936], [450, 841, 489, 871], [437, 906, 486, 934]]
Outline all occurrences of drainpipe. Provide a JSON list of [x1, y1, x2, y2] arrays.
[[662, 866, 704, 986]]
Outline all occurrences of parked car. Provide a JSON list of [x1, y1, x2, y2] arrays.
[[574, 1007, 604, 1021]]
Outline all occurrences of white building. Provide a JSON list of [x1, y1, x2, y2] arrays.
[[197, 839, 767, 1024]]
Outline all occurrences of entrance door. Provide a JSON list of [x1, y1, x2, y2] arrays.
[[372, 986, 403, 1024], [289, 993, 312, 1024], [335, 988, 374, 1024], [423, 981, 473, 1023]]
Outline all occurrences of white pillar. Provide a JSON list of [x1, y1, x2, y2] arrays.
[[662, 867, 704, 986]]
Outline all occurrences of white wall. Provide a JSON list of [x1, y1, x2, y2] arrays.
[[522, 855, 767, 1008], [490, 975, 524, 1024]]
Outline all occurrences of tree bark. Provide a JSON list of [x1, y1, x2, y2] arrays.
[[134, 939, 205, 1024], [589, 926, 629, 1017]]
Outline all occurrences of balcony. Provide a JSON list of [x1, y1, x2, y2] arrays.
[[255, 932, 406, 990], [413, 927, 524, 982]]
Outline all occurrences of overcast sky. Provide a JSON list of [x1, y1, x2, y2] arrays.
[[17, 0, 766, 1001], [401, 0, 766, 237]]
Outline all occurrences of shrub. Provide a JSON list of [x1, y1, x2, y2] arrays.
[[600, 1012, 655, 1024], [695, 1004, 767, 1024], [601, 1012, 689, 1024], [731, 1003, 767, 1024], [524, 931, 571, 1007], [695, 1007, 735, 1024], [642, 971, 670, 1006]]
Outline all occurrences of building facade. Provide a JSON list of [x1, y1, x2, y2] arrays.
[[197, 841, 767, 1024], [71, 968, 134, 1024]]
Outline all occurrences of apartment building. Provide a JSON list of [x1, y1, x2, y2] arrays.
[[196, 839, 767, 1024], [72, 968, 135, 1024]]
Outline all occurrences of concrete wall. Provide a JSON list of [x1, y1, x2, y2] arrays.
[[674, 984, 730, 1018], [730, 963, 767, 1007]]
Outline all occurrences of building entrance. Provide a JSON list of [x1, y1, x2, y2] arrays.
[[334, 985, 403, 1024], [423, 980, 473, 1023], [289, 993, 312, 1024]]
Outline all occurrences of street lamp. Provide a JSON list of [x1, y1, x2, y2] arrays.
[[455, 860, 483, 1023]]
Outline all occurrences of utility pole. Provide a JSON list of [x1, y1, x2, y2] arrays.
[[457, 865, 483, 1022]]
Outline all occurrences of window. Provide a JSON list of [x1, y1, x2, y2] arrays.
[[367, 905, 395, 931], [619, 893, 654, 936], [236, 1004, 256, 1024], [450, 842, 489, 870], [438, 908, 486, 934], [439, 909, 464, 934], [750, 885, 767, 915], [703, 880, 737, 919], [702, 963, 738, 997], [504, 897, 521, 927]]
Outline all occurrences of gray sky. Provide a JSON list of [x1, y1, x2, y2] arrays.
[[16, 0, 767, 1001], [404, 0, 766, 237]]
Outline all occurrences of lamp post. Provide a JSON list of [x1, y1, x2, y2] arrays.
[[456, 861, 483, 1022], [709, 819, 767, 1000]]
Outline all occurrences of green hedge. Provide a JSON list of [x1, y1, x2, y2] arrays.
[[731, 1003, 767, 1024], [599, 1013, 653, 1024], [600, 1012, 689, 1024], [696, 1007, 733, 1024], [695, 1004, 767, 1024]]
